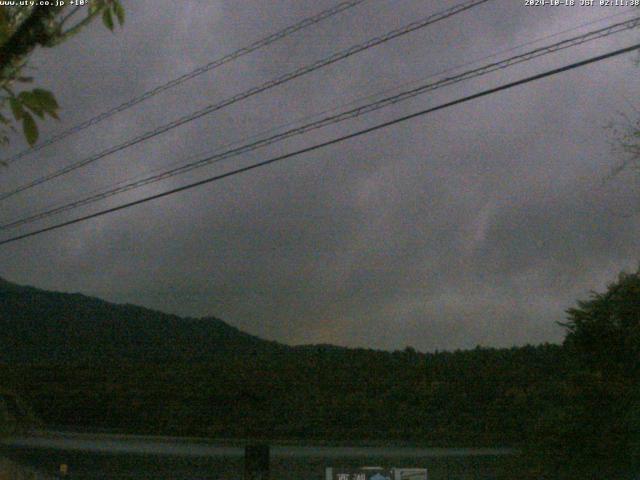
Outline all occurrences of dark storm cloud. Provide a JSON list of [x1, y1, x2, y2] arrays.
[[0, 0, 639, 351]]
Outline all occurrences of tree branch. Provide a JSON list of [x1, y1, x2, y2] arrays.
[[0, 6, 64, 81], [50, 8, 103, 46]]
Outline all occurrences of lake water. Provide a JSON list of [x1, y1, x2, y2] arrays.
[[1, 432, 515, 479]]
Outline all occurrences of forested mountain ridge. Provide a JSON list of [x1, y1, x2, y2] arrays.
[[0, 276, 283, 364], [0, 275, 568, 447]]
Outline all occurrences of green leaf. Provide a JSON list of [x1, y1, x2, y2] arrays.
[[31, 88, 59, 113], [9, 97, 23, 121], [19, 91, 45, 118], [16, 89, 60, 120], [22, 112, 38, 146], [102, 8, 114, 31], [113, 1, 125, 25]]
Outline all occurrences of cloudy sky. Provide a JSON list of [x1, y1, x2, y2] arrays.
[[0, 0, 639, 352]]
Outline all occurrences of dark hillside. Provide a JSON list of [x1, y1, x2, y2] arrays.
[[0, 277, 282, 364], [0, 276, 569, 447]]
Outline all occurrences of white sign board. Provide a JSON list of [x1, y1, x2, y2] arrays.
[[393, 468, 428, 480], [326, 467, 427, 480]]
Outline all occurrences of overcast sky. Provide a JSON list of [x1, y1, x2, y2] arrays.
[[0, 0, 639, 352]]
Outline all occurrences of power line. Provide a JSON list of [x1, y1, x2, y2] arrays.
[[3, 16, 637, 229], [0, 0, 491, 202], [1, 41, 637, 247], [3, 16, 638, 231], [0, 0, 370, 165], [1, 9, 628, 228]]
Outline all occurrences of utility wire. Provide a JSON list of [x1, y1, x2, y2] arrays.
[[1, 0, 370, 165], [3, 16, 638, 231], [0, 0, 491, 202], [1, 42, 637, 247]]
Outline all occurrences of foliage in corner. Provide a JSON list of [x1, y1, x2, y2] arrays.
[[522, 267, 640, 479], [0, 0, 124, 151], [562, 267, 640, 380]]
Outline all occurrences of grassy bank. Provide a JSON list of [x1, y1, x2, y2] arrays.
[[0, 457, 53, 480]]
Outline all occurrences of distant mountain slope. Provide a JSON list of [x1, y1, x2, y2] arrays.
[[0, 277, 574, 447], [0, 277, 283, 364]]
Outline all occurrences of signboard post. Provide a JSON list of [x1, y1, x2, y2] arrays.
[[245, 444, 270, 480]]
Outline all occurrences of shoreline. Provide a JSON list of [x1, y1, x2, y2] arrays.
[[2, 432, 517, 458], [20, 429, 518, 451]]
